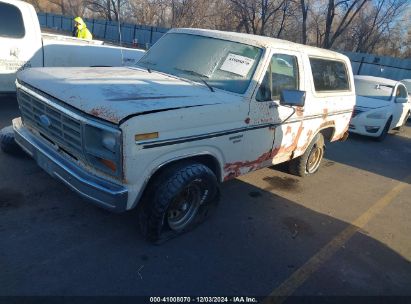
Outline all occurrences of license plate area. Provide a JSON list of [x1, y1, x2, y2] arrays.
[[37, 153, 54, 176]]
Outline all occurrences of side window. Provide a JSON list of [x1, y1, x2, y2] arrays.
[[310, 58, 349, 92], [396, 85, 407, 98], [0, 3, 25, 38], [256, 54, 299, 101]]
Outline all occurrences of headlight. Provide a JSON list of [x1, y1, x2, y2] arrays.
[[102, 131, 117, 152], [84, 124, 122, 177], [366, 111, 386, 119]]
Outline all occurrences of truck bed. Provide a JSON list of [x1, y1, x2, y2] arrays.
[[41, 32, 105, 45]]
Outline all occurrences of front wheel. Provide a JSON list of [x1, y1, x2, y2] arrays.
[[375, 117, 392, 142], [138, 161, 219, 243], [289, 133, 325, 177]]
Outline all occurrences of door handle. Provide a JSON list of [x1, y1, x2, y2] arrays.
[[269, 102, 278, 109]]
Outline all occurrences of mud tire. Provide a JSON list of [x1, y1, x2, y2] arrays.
[[288, 133, 325, 177], [138, 161, 219, 244], [0, 126, 23, 155]]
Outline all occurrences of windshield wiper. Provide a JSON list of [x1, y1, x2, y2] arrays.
[[174, 68, 214, 92], [200, 79, 214, 92]]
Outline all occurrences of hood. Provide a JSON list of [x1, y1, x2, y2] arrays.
[[74, 17, 86, 30], [17, 67, 234, 124], [355, 95, 391, 110]]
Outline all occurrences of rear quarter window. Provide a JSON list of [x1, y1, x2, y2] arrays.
[[0, 3, 25, 38], [309, 58, 349, 92]]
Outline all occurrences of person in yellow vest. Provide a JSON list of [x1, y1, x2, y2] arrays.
[[72, 17, 92, 40]]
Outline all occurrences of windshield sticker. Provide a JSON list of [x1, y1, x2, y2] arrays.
[[220, 53, 255, 77]]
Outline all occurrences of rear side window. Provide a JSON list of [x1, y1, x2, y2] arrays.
[[310, 58, 349, 92], [0, 3, 25, 38], [396, 85, 407, 98]]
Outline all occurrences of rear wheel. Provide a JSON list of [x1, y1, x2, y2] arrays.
[[289, 133, 325, 177], [138, 161, 219, 243], [393, 111, 410, 131]]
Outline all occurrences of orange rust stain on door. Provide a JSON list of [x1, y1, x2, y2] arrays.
[[223, 123, 306, 181], [224, 151, 272, 181], [296, 107, 304, 117]]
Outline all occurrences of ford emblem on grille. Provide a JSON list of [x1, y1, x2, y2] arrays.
[[39, 115, 51, 128]]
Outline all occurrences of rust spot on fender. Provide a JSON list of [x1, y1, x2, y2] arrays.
[[90, 107, 120, 123], [322, 108, 328, 119], [319, 120, 335, 129], [299, 129, 314, 151], [107, 95, 189, 102]]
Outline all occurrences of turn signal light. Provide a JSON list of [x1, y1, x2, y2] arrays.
[[135, 132, 159, 141], [98, 158, 117, 172]]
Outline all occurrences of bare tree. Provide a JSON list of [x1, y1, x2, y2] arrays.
[[228, 0, 287, 35], [84, 0, 128, 20], [300, 0, 308, 43], [349, 0, 409, 53], [29, 0, 410, 57], [322, 0, 368, 48]]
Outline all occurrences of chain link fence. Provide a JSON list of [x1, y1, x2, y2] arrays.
[[344, 52, 411, 81], [37, 12, 169, 49], [37, 13, 411, 80]]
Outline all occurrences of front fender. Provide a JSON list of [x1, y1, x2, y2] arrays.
[[125, 144, 225, 210]]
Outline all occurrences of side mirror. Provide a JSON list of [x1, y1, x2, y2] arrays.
[[395, 97, 408, 103], [280, 89, 306, 107]]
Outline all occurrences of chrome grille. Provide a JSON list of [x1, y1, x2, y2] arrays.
[[17, 89, 83, 157]]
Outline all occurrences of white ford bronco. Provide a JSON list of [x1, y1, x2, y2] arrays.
[[12, 28, 355, 242]]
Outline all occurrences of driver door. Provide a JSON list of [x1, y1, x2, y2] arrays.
[[248, 49, 305, 165]]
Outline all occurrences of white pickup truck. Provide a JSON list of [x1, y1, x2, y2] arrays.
[[0, 0, 145, 93], [11, 28, 355, 242]]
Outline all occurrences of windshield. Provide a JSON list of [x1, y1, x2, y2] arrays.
[[136, 33, 263, 94], [355, 79, 394, 101]]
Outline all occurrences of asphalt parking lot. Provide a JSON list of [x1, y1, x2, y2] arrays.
[[1, 94, 410, 298]]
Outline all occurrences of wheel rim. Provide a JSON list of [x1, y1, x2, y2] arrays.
[[167, 179, 203, 231], [306, 144, 324, 174], [403, 113, 410, 126]]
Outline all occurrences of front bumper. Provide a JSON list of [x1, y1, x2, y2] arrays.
[[349, 116, 385, 137], [13, 117, 128, 212]]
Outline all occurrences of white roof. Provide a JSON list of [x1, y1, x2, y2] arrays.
[[170, 28, 349, 61], [354, 75, 399, 87]]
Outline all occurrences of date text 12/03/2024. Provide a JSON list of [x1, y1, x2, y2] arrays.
[[149, 297, 258, 303]]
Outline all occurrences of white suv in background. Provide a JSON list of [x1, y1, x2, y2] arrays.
[[350, 75, 410, 141]]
